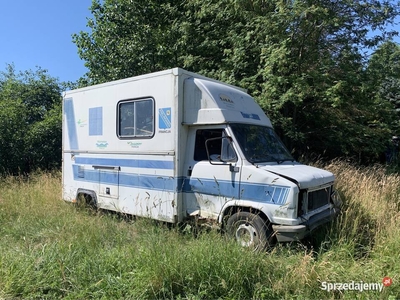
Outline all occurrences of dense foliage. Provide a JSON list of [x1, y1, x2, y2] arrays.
[[73, 0, 400, 164], [0, 65, 65, 174], [367, 41, 400, 135], [0, 1, 399, 174]]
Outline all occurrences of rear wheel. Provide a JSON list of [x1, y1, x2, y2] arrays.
[[76, 193, 97, 210], [226, 211, 273, 251]]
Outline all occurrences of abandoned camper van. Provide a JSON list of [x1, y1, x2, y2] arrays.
[[62, 68, 340, 250]]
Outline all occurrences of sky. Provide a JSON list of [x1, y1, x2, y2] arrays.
[[0, 0, 92, 83], [0, 1, 399, 84]]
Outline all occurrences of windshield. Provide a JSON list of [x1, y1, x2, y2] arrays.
[[230, 123, 294, 164]]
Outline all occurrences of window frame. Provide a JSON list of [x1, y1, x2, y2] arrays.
[[117, 97, 155, 139], [193, 128, 225, 161]]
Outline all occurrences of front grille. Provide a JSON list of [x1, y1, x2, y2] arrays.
[[308, 187, 331, 211], [298, 185, 332, 216]]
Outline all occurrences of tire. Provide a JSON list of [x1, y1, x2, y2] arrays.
[[226, 211, 273, 251], [77, 192, 97, 210]]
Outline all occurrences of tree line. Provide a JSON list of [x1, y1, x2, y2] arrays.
[[1, 0, 400, 175]]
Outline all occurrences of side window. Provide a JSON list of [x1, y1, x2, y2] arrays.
[[194, 129, 223, 161], [118, 98, 154, 138]]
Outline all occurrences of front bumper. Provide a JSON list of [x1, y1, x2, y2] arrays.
[[272, 207, 340, 242]]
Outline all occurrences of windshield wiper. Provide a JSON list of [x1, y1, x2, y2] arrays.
[[249, 154, 275, 163], [276, 158, 295, 164]]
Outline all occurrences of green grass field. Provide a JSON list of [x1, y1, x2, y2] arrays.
[[0, 161, 399, 299]]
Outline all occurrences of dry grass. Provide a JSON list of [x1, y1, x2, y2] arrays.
[[0, 162, 399, 299], [325, 161, 400, 243]]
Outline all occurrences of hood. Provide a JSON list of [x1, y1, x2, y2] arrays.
[[259, 162, 335, 189]]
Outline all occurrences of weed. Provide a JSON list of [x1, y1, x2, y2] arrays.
[[0, 163, 399, 299]]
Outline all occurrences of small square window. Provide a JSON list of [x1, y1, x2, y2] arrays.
[[118, 98, 154, 138]]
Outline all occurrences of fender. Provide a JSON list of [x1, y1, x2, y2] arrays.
[[218, 199, 274, 224]]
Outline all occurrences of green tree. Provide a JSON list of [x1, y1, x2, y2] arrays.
[[366, 41, 400, 165], [73, 0, 183, 85], [0, 64, 63, 174], [74, 0, 399, 162], [367, 41, 400, 134], [0, 98, 27, 173], [254, 0, 399, 162]]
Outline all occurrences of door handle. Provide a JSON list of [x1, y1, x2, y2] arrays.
[[230, 164, 239, 173], [187, 166, 192, 176]]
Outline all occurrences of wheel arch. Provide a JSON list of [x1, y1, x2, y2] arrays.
[[76, 188, 98, 206], [219, 203, 271, 230]]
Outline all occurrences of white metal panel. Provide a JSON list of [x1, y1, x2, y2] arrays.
[[182, 126, 242, 220], [63, 70, 178, 154], [183, 77, 272, 126], [62, 69, 181, 223]]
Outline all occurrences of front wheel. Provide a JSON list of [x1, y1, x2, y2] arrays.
[[226, 212, 273, 251]]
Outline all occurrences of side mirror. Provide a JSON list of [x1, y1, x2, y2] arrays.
[[205, 136, 238, 164], [220, 136, 237, 162]]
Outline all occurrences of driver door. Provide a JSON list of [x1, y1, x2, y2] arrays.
[[183, 127, 241, 219]]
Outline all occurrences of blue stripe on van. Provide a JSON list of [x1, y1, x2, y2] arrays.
[[72, 165, 289, 205], [187, 177, 239, 199], [182, 178, 288, 204], [64, 98, 79, 150], [239, 182, 289, 204], [72, 165, 176, 191], [74, 157, 174, 170]]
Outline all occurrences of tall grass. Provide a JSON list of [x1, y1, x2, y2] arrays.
[[0, 162, 399, 299]]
